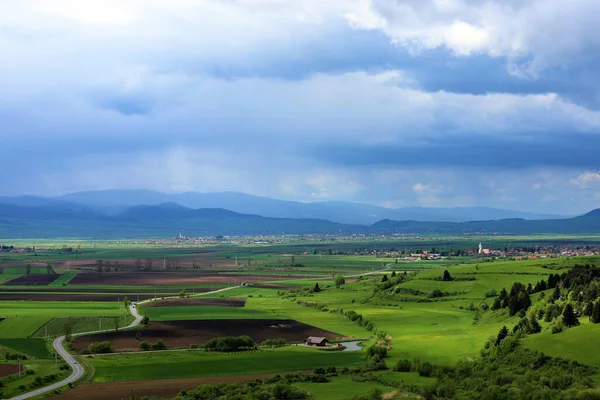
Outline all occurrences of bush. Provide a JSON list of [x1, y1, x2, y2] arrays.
[[88, 341, 113, 354], [151, 339, 167, 351], [139, 341, 150, 351], [393, 359, 412, 372], [262, 338, 287, 348], [418, 361, 435, 377], [204, 336, 255, 352]]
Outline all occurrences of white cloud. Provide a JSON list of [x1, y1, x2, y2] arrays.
[[570, 171, 600, 189], [346, 0, 600, 75]]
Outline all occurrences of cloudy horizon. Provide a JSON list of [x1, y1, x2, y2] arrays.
[[2, 0, 599, 215]]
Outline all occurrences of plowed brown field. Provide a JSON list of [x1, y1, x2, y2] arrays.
[[72, 319, 344, 352]]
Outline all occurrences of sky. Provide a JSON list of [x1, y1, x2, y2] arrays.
[[1, 0, 599, 214]]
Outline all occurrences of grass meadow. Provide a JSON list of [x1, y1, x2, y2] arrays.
[[90, 346, 364, 382]]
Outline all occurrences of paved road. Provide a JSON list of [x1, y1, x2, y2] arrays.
[[9, 286, 235, 400]]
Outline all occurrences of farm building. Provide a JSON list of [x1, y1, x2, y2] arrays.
[[305, 336, 329, 347]]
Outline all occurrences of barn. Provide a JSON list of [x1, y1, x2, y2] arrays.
[[305, 336, 329, 347]]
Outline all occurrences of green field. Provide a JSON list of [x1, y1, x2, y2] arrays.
[[295, 375, 399, 400], [141, 305, 286, 321], [48, 272, 78, 286], [90, 347, 364, 382], [0, 338, 51, 358], [0, 273, 22, 284], [0, 317, 52, 338], [31, 315, 135, 338], [2, 240, 600, 399]]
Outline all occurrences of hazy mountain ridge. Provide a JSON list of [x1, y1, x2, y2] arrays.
[[50, 190, 567, 224], [0, 200, 596, 239]]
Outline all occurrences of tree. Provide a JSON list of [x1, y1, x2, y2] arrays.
[[381, 274, 388, 283], [114, 317, 119, 331], [334, 275, 346, 287], [562, 304, 580, 327], [391, 270, 397, 277], [95, 260, 104, 273], [551, 286, 561, 302], [442, 270, 452, 281], [123, 296, 130, 308], [25, 264, 31, 275], [135, 259, 142, 271], [583, 301, 594, 320], [291, 255, 295, 263], [591, 302, 600, 324], [313, 282, 320, 293], [529, 316, 542, 334], [145, 258, 153, 271], [46, 264, 55, 275], [179, 289, 186, 298], [495, 325, 509, 346], [64, 321, 72, 337]]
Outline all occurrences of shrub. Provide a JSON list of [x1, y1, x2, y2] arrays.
[[88, 341, 113, 354], [139, 341, 150, 351], [204, 336, 255, 352], [418, 361, 435, 377], [393, 359, 412, 372], [151, 339, 167, 351]]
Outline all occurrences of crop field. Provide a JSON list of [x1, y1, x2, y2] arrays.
[[89, 346, 364, 382], [0, 316, 54, 339], [4, 274, 60, 286], [143, 297, 247, 307], [2, 239, 600, 399], [0, 364, 20, 378], [51, 372, 316, 400], [72, 318, 344, 352], [0, 273, 22, 284], [0, 292, 161, 301], [49, 272, 78, 286], [31, 315, 134, 339], [0, 338, 51, 358], [67, 271, 308, 287], [140, 304, 286, 320]]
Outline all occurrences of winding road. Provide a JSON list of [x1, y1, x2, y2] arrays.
[[9, 287, 234, 400], [9, 265, 393, 399]]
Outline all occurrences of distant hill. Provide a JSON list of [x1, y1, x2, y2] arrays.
[[50, 190, 566, 224], [0, 199, 596, 238], [0, 203, 359, 238], [582, 209, 600, 218]]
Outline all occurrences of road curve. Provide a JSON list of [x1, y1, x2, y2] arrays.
[[9, 286, 235, 400]]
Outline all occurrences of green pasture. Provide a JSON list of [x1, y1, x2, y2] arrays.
[[0, 317, 52, 338], [0, 273, 22, 284], [0, 338, 50, 358], [48, 272, 78, 286], [522, 319, 600, 368], [0, 301, 126, 317], [31, 315, 135, 338], [295, 375, 398, 400], [1, 267, 48, 274], [140, 305, 285, 321], [0, 301, 128, 345], [90, 346, 364, 382]]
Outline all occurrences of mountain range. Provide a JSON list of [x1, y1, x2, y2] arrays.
[[4, 190, 565, 224], [0, 190, 595, 238]]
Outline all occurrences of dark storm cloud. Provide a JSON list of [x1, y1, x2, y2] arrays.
[[313, 134, 600, 169]]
